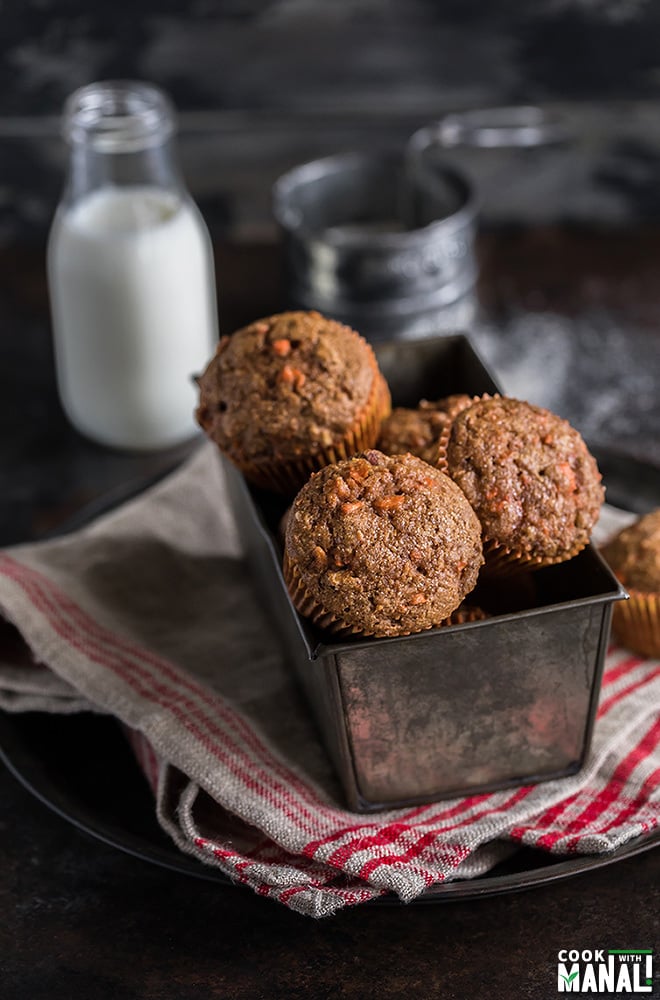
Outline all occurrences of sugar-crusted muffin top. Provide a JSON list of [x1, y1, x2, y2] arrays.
[[196, 311, 386, 464], [444, 397, 604, 559], [285, 450, 483, 637], [601, 509, 660, 593]]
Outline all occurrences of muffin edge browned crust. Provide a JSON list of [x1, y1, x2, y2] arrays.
[[601, 509, 660, 593]]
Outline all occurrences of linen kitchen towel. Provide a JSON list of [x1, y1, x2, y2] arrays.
[[0, 443, 658, 917]]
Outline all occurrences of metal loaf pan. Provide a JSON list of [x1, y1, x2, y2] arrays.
[[223, 334, 626, 812]]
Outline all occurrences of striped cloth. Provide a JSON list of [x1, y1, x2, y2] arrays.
[[0, 443, 658, 917]]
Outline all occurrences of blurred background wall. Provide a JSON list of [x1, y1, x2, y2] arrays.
[[3, 0, 660, 244]]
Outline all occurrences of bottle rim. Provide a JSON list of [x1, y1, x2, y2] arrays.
[[63, 80, 176, 150]]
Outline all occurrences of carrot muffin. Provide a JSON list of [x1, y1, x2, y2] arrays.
[[195, 311, 391, 493], [601, 509, 660, 657], [283, 450, 483, 638], [378, 395, 473, 463], [440, 397, 604, 571]]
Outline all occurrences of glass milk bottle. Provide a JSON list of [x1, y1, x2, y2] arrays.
[[47, 81, 218, 450]]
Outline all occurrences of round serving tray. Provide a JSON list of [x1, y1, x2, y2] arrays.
[[1, 444, 659, 904], [2, 710, 659, 904]]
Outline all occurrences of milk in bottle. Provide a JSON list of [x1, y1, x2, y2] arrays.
[[47, 81, 218, 450]]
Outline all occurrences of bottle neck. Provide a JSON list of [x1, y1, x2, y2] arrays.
[[61, 81, 185, 206], [65, 136, 184, 204]]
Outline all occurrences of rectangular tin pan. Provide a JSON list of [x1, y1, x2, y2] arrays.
[[224, 334, 627, 812]]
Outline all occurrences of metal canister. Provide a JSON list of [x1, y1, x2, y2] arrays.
[[272, 151, 478, 341]]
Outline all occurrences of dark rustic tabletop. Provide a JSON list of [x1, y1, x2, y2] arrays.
[[1, 233, 659, 999]]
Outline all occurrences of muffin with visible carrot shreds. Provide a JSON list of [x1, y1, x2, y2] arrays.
[[601, 509, 660, 657], [283, 450, 483, 638], [196, 311, 391, 494], [438, 397, 604, 574]]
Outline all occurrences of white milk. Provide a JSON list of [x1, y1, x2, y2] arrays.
[[48, 185, 218, 449]]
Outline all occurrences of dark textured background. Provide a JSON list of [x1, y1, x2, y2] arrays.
[[5, 0, 660, 115], [4, 0, 660, 243]]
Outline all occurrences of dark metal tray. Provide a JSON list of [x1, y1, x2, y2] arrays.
[[1, 710, 659, 904]]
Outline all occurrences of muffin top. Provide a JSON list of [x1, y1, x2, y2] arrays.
[[379, 395, 473, 463], [444, 397, 604, 559], [285, 450, 483, 637], [196, 311, 385, 464], [601, 509, 660, 592]]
